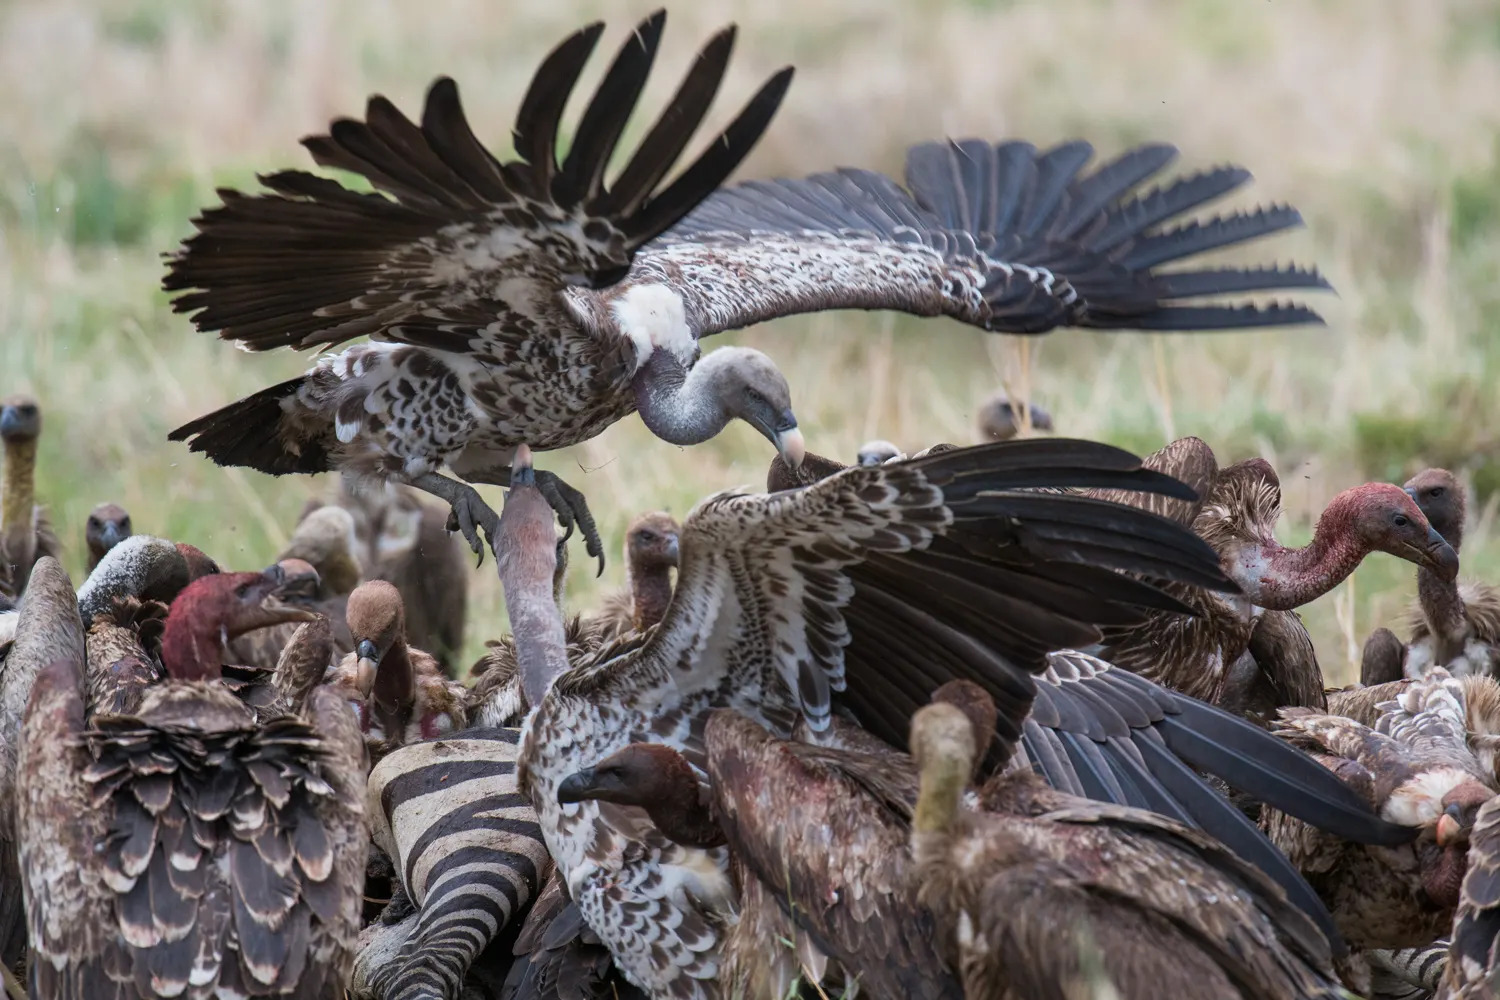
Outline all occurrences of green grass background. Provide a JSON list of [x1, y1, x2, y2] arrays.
[[5, 0, 1500, 681]]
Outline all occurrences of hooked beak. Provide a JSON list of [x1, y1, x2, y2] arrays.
[[0, 407, 28, 441], [557, 767, 603, 805], [1436, 804, 1467, 849], [774, 426, 805, 471], [1412, 526, 1461, 581], [255, 569, 320, 624], [98, 521, 126, 552], [355, 638, 381, 698], [664, 533, 680, 564]]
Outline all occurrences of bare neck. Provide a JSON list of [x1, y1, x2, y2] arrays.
[[1418, 568, 1469, 656], [501, 547, 571, 708], [160, 611, 225, 682], [2, 437, 36, 543], [640, 784, 726, 849], [1232, 516, 1369, 611], [629, 561, 674, 632], [631, 352, 727, 447], [372, 639, 415, 736]]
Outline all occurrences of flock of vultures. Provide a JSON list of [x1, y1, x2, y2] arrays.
[[1, 10, 1495, 1000]]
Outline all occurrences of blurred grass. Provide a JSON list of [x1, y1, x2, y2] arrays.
[[4, 0, 1500, 684]]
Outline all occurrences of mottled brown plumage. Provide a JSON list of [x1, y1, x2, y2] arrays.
[[166, 11, 1329, 580], [1447, 793, 1500, 997], [911, 700, 1345, 999], [0, 558, 84, 970], [556, 714, 943, 999], [85, 596, 168, 717], [20, 676, 367, 998], [0, 394, 62, 602], [16, 564, 367, 998], [1263, 669, 1496, 950], [84, 503, 133, 573], [517, 440, 1410, 999]]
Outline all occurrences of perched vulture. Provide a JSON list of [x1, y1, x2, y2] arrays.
[[1400, 468, 1500, 679], [0, 394, 61, 602]]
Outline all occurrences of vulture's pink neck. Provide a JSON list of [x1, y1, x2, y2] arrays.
[[1231, 500, 1369, 610]]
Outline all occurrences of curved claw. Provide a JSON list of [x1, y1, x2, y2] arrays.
[[533, 471, 606, 577]]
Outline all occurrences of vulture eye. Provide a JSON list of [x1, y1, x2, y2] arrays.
[[1393, 513, 1410, 528], [1428, 487, 1445, 498], [87, 517, 99, 529]]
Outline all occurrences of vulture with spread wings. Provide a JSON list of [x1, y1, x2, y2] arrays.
[[164, 10, 1330, 570]]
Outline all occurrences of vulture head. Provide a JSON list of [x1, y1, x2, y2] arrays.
[[85, 503, 133, 569], [1405, 468, 1464, 551], [283, 505, 362, 595], [626, 511, 680, 575], [635, 344, 803, 469], [1334, 483, 1459, 581], [0, 394, 40, 444], [1410, 779, 1493, 910], [976, 394, 1053, 442], [346, 579, 413, 739], [703, 347, 803, 469], [160, 566, 320, 680], [910, 701, 980, 837], [856, 439, 902, 467], [556, 741, 723, 848], [176, 542, 221, 581]]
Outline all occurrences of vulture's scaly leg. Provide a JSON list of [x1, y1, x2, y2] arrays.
[[463, 466, 605, 576], [409, 472, 499, 567]]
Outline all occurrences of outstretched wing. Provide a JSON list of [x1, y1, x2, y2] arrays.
[[607, 139, 1330, 340], [580, 437, 1232, 741], [162, 13, 792, 356]]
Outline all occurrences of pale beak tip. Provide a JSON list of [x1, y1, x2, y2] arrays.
[[777, 427, 805, 471], [1436, 812, 1463, 848]]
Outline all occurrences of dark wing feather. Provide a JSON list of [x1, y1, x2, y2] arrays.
[[163, 14, 792, 353], [633, 138, 1329, 341], [1448, 796, 1500, 997]]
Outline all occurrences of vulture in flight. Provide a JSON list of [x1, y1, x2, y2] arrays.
[[164, 10, 1330, 571]]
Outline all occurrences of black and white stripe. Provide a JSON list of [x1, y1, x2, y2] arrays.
[[353, 727, 550, 1000], [1367, 942, 1446, 1000]]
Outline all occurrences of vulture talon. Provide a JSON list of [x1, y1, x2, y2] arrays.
[[534, 471, 605, 577], [413, 473, 498, 569]]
